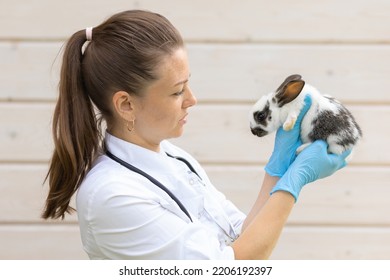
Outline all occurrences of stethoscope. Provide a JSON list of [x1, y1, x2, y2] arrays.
[[106, 150, 239, 243]]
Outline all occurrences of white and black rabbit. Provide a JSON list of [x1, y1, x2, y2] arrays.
[[249, 74, 362, 155]]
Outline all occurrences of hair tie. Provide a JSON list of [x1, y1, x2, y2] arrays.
[[85, 27, 93, 41]]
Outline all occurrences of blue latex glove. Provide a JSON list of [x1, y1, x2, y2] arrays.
[[270, 140, 351, 201], [265, 95, 312, 177]]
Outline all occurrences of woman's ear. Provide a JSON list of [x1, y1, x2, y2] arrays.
[[112, 91, 135, 120]]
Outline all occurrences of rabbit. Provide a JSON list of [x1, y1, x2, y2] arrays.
[[249, 74, 362, 156]]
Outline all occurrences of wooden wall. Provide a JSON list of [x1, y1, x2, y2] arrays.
[[1, 0, 389, 259]]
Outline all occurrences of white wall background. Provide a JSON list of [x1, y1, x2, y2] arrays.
[[0, 0, 389, 259]]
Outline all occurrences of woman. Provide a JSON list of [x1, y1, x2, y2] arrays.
[[42, 10, 349, 259]]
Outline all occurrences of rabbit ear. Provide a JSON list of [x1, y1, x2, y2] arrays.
[[275, 74, 305, 107]]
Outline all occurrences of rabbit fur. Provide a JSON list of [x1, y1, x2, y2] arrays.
[[249, 74, 362, 155]]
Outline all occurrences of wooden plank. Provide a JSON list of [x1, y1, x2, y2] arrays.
[[0, 164, 78, 223], [271, 226, 390, 259], [187, 44, 390, 104], [2, 42, 390, 103], [290, 166, 390, 226], [0, 103, 53, 161], [205, 166, 390, 226], [1, 0, 389, 43], [1, 103, 389, 165], [0, 224, 388, 260], [1, 164, 389, 226], [0, 224, 87, 259], [0, 42, 61, 101]]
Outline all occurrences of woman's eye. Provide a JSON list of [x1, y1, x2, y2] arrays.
[[173, 89, 185, 96]]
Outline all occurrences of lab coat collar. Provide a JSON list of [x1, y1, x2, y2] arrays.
[[104, 132, 194, 222], [104, 132, 171, 174]]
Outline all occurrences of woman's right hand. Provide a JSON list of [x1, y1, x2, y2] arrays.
[[270, 140, 351, 201]]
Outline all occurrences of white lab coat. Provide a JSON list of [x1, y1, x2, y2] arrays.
[[76, 132, 246, 259]]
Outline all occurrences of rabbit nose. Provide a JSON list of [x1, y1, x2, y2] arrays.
[[251, 127, 268, 137]]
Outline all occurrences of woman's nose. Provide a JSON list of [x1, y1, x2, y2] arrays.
[[184, 86, 197, 108]]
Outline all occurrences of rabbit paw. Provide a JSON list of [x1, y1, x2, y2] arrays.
[[283, 115, 297, 131]]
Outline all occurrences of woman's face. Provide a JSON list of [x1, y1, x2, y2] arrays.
[[130, 48, 197, 151]]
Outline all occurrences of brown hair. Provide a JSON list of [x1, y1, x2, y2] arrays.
[[42, 10, 184, 219]]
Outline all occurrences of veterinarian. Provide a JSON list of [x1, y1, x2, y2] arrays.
[[42, 10, 350, 259]]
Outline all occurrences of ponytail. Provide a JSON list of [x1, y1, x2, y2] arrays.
[[42, 31, 101, 219]]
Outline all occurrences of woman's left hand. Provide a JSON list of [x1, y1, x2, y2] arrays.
[[264, 94, 312, 177]]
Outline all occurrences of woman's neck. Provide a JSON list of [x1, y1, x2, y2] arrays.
[[107, 127, 161, 153]]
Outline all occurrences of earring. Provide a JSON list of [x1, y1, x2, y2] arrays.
[[127, 119, 135, 132]]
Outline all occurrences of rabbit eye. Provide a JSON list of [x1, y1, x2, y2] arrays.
[[253, 101, 271, 125], [258, 112, 266, 120], [254, 111, 267, 122]]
